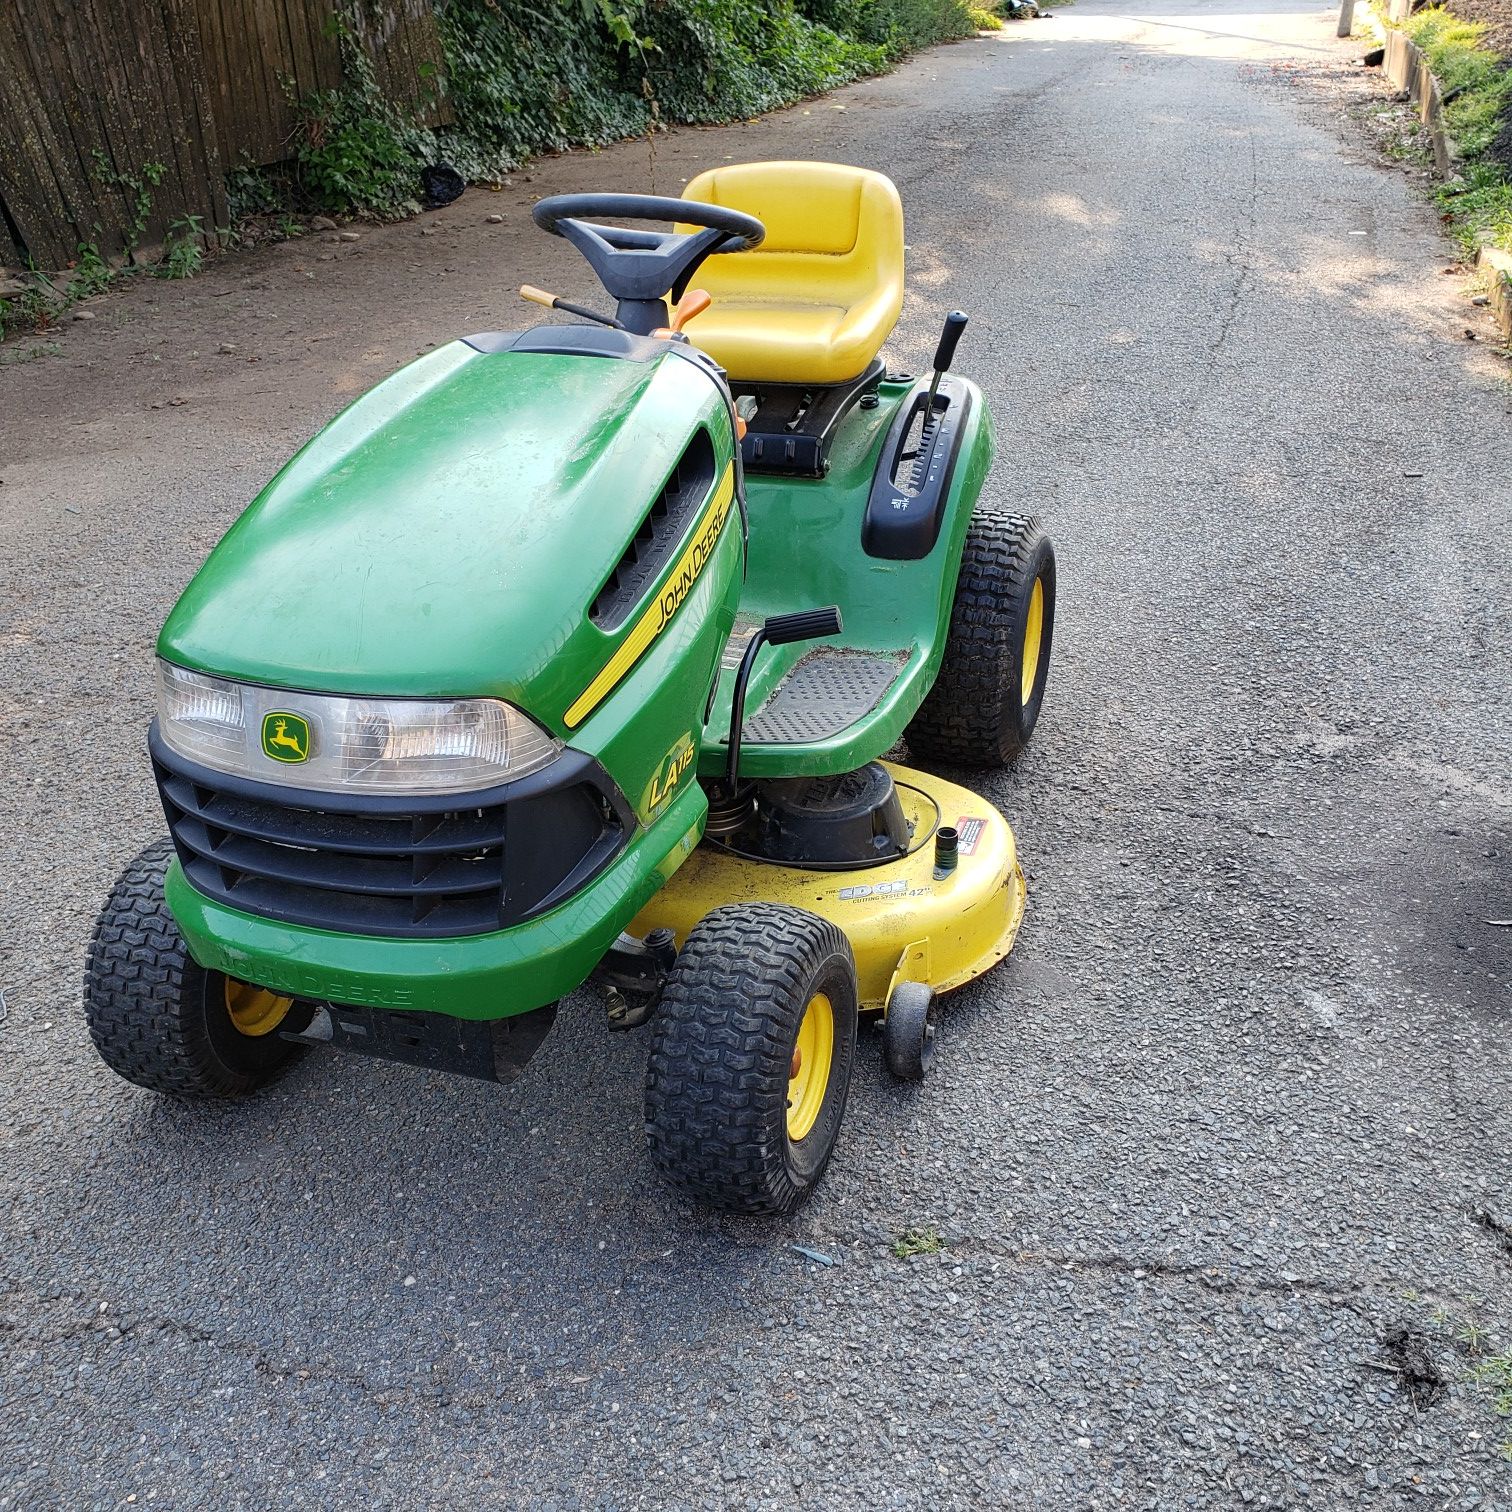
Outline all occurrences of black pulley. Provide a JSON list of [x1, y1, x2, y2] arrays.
[[749, 762, 910, 867]]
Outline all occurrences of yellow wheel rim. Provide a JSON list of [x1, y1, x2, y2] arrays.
[[223, 977, 294, 1038], [1021, 577, 1045, 707], [786, 992, 835, 1142]]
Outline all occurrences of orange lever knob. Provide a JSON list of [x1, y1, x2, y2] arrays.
[[670, 289, 711, 333]]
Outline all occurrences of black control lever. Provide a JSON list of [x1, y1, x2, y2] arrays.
[[520, 284, 626, 330], [726, 608, 843, 785], [926, 310, 968, 414], [907, 310, 969, 493], [763, 607, 843, 646]]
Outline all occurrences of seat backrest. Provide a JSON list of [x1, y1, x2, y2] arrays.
[[678, 162, 904, 306]]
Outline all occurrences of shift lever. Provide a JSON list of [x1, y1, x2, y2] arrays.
[[926, 310, 968, 413]]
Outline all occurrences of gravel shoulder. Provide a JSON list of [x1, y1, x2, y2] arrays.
[[2, 2, 1511, 1506]]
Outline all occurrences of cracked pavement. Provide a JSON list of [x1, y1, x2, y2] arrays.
[[2, 0, 1510, 1505]]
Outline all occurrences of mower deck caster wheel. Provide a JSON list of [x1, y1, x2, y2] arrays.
[[883, 981, 936, 1081]]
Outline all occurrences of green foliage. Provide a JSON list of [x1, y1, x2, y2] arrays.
[[71, 244, 115, 299], [282, 0, 979, 217], [798, 0, 977, 58], [435, 1, 647, 179], [1, 152, 212, 343], [0, 266, 86, 342], [1435, 161, 1512, 256], [634, 2, 887, 125], [0, 289, 52, 347], [1402, 9, 1512, 158], [970, 6, 1003, 28], [294, 10, 436, 214], [297, 85, 425, 213], [1418, 1304, 1512, 1460], [584, 0, 657, 50], [90, 152, 167, 255], [226, 161, 282, 220], [1394, 8, 1512, 253], [157, 216, 206, 279], [892, 1226, 944, 1258], [1465, 1350, 1512, 1458], [2, 145, 221, 342]]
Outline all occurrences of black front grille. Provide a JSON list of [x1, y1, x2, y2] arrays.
[[151, 729, 631, 939]]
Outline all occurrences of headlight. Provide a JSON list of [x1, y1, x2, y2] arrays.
[[156, 661, 560, 795]]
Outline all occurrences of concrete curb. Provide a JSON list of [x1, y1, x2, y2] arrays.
[[1477, 247, 1512, 343], [1364, 0, 1512, 341], [1382, 29, 1457, 175]]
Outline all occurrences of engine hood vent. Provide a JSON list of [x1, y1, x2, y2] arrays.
[[589, 428, 717, 632]]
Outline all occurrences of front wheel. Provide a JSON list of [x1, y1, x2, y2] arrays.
[[906, 510, 1056, 766], [644, 903, 859, 1215], [84, 839, 305, 1098]]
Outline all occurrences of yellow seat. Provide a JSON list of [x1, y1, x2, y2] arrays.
[[676, 162, 904, 386]]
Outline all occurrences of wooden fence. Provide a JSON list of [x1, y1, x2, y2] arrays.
[[0, 0, 448, 271], [0, 0, 225, 270], [195, 0, 447, 173]]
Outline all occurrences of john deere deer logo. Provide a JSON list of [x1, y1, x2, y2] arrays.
[[261, 712, 311, 763]]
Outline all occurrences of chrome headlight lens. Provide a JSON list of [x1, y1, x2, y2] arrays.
[[156, 661, 560, 795]]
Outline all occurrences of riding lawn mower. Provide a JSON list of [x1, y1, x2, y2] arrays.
[[84, 161, 1057, 1215]]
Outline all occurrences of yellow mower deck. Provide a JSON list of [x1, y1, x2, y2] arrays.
[[631, 762, 1026, 1010]]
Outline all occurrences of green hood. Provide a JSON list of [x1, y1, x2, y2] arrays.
[[159, 340, 732, 732]]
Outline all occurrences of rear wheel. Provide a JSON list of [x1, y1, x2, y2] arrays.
[[84, 839, 305, 1097], [644, 903, 858, 1215], [906, 510, 1056, 765]]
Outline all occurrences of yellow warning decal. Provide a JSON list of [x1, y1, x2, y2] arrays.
[[564, 461, 736, 729]]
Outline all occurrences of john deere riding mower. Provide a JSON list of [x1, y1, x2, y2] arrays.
[[84, 162, 1056, 1215]]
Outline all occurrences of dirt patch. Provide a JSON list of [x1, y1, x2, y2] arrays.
[[1471, 1205, 1512, 1263], [1380, 1323, 1450, 1408]]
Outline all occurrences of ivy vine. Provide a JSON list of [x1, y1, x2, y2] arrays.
[[286, 0, 979, 218]]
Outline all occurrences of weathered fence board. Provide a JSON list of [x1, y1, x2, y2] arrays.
[[0, 22, 88, 264], [0, 0, 449, 273], [0, 0, 226, 269], [194, 0, 345, 168], [357, 0, 450, 125], [194, 0, 450, 170]]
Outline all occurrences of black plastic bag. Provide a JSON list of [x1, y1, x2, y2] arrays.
[[421, 163, 465, 208]]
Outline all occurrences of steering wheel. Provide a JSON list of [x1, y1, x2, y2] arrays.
[[532, 194, 765, 332]]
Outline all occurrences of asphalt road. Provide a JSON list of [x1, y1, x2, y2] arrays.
[[3, 1, 1511, 1506]]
